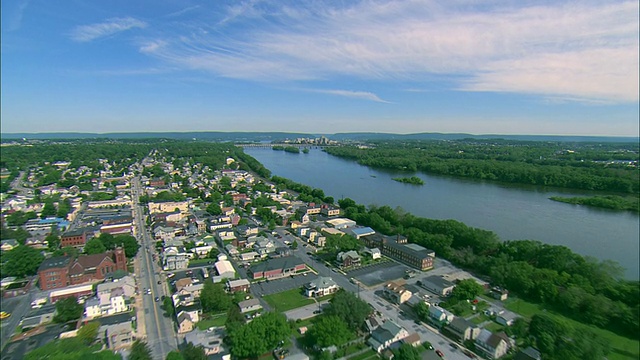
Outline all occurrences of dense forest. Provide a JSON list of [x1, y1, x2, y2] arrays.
[[324, 140, 639, 194]]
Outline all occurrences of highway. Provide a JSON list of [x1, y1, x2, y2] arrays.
[[132, 177, 178, 360]]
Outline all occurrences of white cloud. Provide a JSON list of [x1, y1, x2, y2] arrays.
[[71, 17, 147, 42], [139, 0, 639, 103], [310, 89, 391, 103]]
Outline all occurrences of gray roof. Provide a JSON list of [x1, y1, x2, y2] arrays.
[[371, 320, 403, 343], [238, 298, 261, 309], [250, 256, 305, 273], [422, 275, 454, 289], [38, 256, 71, 271], [448, 317, 475, 332]]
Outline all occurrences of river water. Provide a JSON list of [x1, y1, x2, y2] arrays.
[[245, 148, 640, 279]]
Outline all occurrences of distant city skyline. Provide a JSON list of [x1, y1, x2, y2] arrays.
[[1, 0, 638, 136]]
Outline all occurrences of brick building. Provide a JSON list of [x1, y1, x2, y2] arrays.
[[60, 229, 87, 248], [38, 248, 127, 290]]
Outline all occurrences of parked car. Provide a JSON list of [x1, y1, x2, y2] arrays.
[[155, 297, 160, 302]]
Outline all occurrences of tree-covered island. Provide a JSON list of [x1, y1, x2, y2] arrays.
[[392, 176, 424, 185]]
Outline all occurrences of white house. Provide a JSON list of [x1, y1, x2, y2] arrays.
[[367, 320, 409, 353]]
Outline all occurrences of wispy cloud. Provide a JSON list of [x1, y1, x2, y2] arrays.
[[7, 0, 31, 31], [71, 17, 147, 42], [138, 0, 639, 103], [310, 89, 391, 103]]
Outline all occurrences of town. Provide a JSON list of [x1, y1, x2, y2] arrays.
[[0, 142, 579, 360]]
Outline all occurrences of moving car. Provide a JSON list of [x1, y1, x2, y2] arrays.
[[435, 350, 444, 358], [0, 311, 10, 320], [155, 297, 160, 302]]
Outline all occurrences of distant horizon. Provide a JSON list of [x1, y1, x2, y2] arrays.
[[2, 130, 638, 141]]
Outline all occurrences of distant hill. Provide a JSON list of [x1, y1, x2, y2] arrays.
[[2, 131, 637, 143]]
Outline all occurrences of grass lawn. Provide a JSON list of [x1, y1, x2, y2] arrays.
[[188, 258, 214, 266], [196, 314, 228, 330], [348, 350, 378, 360], [263, 288, 315, 312], [505, 298, 639, 360], [470, 314, 489, 325], [504, 298, 543, 318], [484, 322, 504, 333]]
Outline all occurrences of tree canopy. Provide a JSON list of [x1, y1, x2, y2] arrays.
[[53, 297, 84, 323], [84, 238, 107, 255], [1, 245, 45, 277], [306, 315, 352, 348], [200, 280, 231, 313], [323, 290, 372, 331], [228, 312, 290, 359], [129, 340, 153, 360]]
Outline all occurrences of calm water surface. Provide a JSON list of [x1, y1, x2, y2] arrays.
[[245, 148, 640, 279]]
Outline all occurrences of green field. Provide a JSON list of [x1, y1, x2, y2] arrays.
[[263, 288, 315, 312], [505, 298, 639, 360]]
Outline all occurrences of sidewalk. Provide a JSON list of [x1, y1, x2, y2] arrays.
[[133, 257, 146, 340]]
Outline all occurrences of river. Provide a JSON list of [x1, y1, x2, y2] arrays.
[[244, 148, 640, 279]]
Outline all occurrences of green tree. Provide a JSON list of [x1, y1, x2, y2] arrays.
[[393, 344, 421, 360], [206, 202, 222, 216], [77, 321, 100, 345], [201, 280, 231, 313], [163, 296, 175, 317], [46, 233, 61, 250], [1, 246, 45, 277], [225, 304, 245, 334], [84, 238, 107, 254], [99, 233, 117, 250], [129, 340, 153, 360], [113, 234, 140, 258], [54, 297, 84, 323], [451, 279, 484, 301], [40, 200, 57, 219], [182, 342, 207, 360], [53, 245, 79, 258], [307, 315, 352, 347], [324, 289, 372, 331], [6, 211, 37, 226], [414, 301, 430, 322], [165, 351, 184, 360], [229, 312, 289, 359]]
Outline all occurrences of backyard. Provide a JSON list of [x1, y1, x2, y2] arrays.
[[263, 288, 316, 312]]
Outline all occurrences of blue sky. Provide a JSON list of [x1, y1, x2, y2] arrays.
[[1, 0, 638, 136]]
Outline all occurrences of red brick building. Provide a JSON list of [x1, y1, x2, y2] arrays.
[[249, 256, 306, 280], [60, 229, 87, 248], [38, 248, 127, 290]]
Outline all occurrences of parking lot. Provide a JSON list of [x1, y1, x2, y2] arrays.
[[346, 261, 409, 287], [0, 324, 67, 360], [251, 273, 316, 297]]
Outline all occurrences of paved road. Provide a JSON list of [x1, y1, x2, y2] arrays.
[[133, 177, 178, 360], [0, 293, 32, 353]]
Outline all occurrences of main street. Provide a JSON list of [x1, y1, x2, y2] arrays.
[[132, 177, 177, 360]]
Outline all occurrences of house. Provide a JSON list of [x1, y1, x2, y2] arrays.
[[402, 333, 421, 347], [271, 247, 293, 258], [363, 247, 381, 260], [364, 314, 385, 333], [238, 298, 262, 313], [84, 287, 128, 319], [100, 321, 133, 350], [240, 251, 260, 262], [97, 276, 136, 297], [176, 303, 203, 324], [383, 281, 412, 304], [419, 275, 455, 296], [428, 305, 455, 324], [367, 320, 409, 353], [249, 256, 306, 280], [325, 218, 356, 230], [0, 239, 18, 252], [336, 251, 361, 268], [162, 247, 190, 270], [496, 310, 519, 326], [154, 226, 176, 241], [321, 206, 341, 217], [447, 317, 480, 341], [514, 347, 542, 360], [491, 287, 509, 301], [475, 330, 510, 359], [175, 278, 194, 292], [178, 312, 195, 334], [184, 328, 224, 355], [304, 277, 339, 297], [227, 279, 250, 293]]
